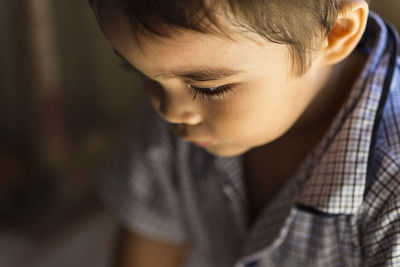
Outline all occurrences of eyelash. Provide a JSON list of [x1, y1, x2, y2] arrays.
[[189, 85, 234, 101], [119, 62, 234, 101]]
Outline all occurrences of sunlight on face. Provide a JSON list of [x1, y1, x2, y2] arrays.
[[104, 17, 330, 157]]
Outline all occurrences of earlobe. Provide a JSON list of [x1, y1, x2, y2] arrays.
[[322, 1, 369, 66]]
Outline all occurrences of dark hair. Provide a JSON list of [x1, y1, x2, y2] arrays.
[[89, 0, 370, 76]]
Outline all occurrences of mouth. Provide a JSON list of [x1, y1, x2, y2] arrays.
[[178, 135, 214, 147], [179, 136, 214, 147], [173, 124, 214, 147], [190, 140, 214, 147]]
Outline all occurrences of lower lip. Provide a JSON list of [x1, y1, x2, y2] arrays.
[[191, 141, 214, 147]]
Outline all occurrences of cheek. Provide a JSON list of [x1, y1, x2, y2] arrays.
[[204, 92, 270, 138], [204, 82, 297, 143]]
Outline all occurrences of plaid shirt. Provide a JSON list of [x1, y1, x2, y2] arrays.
[[99, 13, 400, 267]]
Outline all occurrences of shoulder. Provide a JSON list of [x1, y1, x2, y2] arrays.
[[118, 104, 177, 166], [97, 104, 191, 243], [361, 98, 400, 264], [362, 58, 400, 215], [361, 145, 400, 265], [375, 57, 400, 158], [364, 65, 400, 219], [98, 104, 179, 201]]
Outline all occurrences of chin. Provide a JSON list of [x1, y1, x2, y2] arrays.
[[204, 144, 251, 158]]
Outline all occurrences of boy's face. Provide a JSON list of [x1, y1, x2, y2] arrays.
[[105, 18, 330, 157]]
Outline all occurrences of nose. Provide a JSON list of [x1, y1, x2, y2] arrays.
[[157, 90, 202, 125]]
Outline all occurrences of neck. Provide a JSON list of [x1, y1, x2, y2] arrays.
[[290, 50, 367, 136]]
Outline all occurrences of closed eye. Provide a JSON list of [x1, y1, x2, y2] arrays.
[[119, 60, 235, 101], [189, 84, 234, 101]]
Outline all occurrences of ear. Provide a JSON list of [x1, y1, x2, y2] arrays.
[[321, 1, 369, 65]]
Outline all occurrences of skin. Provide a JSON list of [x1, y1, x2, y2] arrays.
[[103, 2, 368, 164], [106, 26, 335, 157], [102, 2, 369, 206], [104, 2, 368, 219], [99, 2, 369, 266]]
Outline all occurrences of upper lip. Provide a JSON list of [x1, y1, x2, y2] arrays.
[[172, 124, 212, 144]]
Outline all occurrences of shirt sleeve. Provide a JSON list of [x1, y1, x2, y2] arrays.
[[362, 179, 400, 266], [97, 105, 187, 244]]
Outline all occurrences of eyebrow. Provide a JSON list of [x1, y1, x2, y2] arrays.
[[170, 68, 242, 82], [114, 50, 243, 82]]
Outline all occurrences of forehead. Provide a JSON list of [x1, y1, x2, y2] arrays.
[[103, 15, 289, 77]]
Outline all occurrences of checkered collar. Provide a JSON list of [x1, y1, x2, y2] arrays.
[[297, 13, 399, 215]]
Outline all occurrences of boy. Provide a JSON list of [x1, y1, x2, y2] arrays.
[[89, 0, 400, 266]]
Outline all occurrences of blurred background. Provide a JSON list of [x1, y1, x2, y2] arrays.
[[0, 1, 399, 267]]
